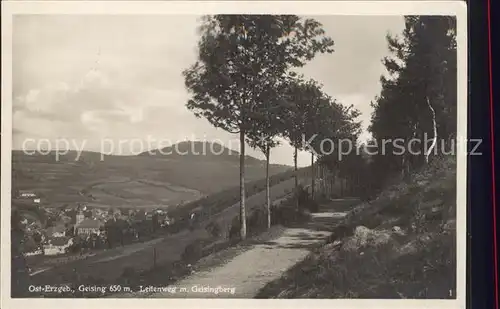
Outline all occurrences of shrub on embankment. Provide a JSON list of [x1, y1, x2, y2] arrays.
[[168, 168, 308, 224], [256, 156, 457, 299], [179, 185, 314, 272]]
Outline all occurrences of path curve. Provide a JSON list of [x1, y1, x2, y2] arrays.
[[134, 202, 354, 298]]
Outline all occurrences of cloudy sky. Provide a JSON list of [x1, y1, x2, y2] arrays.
[[12, 15, 404, 166]]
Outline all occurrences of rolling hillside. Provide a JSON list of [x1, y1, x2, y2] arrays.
[[12, 141, 291, 209]]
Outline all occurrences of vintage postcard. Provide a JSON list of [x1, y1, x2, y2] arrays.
[[1, 1, 467, 309]]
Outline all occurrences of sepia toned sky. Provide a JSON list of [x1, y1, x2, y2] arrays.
[[12, 15, 405, 166]]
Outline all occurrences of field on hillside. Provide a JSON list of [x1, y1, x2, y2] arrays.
[[12, 150, 290, 209]]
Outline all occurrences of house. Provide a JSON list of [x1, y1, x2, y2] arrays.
[[46, 224, 66, 238], [161, 214, 173, 227], [76, 211, 85, 225], [44, 236, 73, 256], [75, 218, 104, 236], [18, 190, 36, 199], [17, 190, 41, 204], [50, 236, 72, 247], [60, 215, 72, 224]]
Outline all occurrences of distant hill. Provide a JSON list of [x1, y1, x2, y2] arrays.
[[139, 141, 263, 164], [12, 142, 291, 210]]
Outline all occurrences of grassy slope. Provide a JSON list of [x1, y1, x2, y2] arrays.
[[12, 145, 291, 209], [256, 156, 457, 299]]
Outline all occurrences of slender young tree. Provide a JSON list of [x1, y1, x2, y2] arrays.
[[283, 77, 360, 196], [247, 81, 290, 228], [304, 95, 345, 199], [282, 78, 320, 195], [184, 15, 334, 239], [312, 98, 361, 198], [247, 135, 280, 229]]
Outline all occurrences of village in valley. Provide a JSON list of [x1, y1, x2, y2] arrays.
[[15, 189, 175, 258]]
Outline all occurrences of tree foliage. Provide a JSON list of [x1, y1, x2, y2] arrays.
[[184, 15, 334, 134], [368, 16, 457, 188], [184, 15, 334, 239]]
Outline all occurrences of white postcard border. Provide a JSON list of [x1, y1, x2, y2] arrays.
[[1, 1, 468, 308]]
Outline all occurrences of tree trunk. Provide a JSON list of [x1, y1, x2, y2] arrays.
[[355, 174, 360, 196], [153, 247, 157, 268], [265, 145, 271, 229], [349, 175, 354, 196], [329, 171, 333, 197], [294, 147, 298, 188], [401, 155, 406, 179], [239, 130, 247, 240], [293, 146, 299, 210], [321, 166, 326, 197], [318, 165, 322, 195], [425, 96, 438, 164], [323, 167, 327, 197], [311, 153, 315, 200], [346, 175, 350, 196]]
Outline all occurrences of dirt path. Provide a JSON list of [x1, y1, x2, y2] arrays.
[[141, 201, 356, 298]]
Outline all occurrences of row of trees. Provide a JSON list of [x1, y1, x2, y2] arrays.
[[183, 15, 361, 240]]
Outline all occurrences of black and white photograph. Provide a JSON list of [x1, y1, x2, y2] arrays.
[[1, 1, 467, 308]]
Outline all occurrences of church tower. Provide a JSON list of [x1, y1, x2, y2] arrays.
[[76, 211, 85, 225]]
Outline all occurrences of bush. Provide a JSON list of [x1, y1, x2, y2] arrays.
[[205, 221, 222, 238], [121, 266, 136, 279], [248, 208, 266, 234], [227, 209, 268, 241], [359, 190, 376, 202], [296, 185, 309, 206], [270, 205, 280, 225], [181, 240, 204, 263], [228, 216, 240, 240], [271, 203, 309, 227], [86, 275, 105, 285], [306, 199, 320, 212], [292, 185, 320, 213], [327, 224, 355, 243]]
